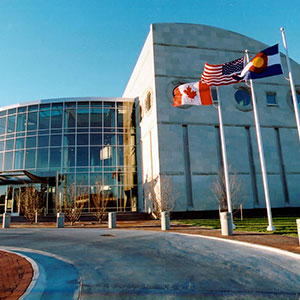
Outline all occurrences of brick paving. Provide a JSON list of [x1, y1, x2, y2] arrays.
[[0, 250, 33, 300]]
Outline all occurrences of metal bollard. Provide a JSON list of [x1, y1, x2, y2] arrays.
[[108, 212, 117, 229], [161, 211, 170, 231], [220, 212, 233, 236], [2, 213, 11, 229], [297, 219, 300, 246], [57, 212, 65, 228]]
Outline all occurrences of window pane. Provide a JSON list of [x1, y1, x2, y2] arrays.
[[77, 134, 88, 145], [77, 147, 88, 166], [90, 173, 102, 186], [39, 110, 50, 129], [4, 151, 13, 170], [28, 105, 38, 111], [37, 148, 48, 168], [50, 135, 62, 147], [62, 147, 75, 168], [14, 150, 24, 169], [7, 115, 15, 133], [17, 106, 27, 113], [38, 135, 49, 148], [63, 134, 75, 146], [117, 108, 124, 127], [77, 109, 89, 127], [25, 149, 36, 168], [40, 103, 50, 110], [90, 108, 102, 127], [235, 90, 251, 107], [16, 114, 26, 132], [15, 138, 25, 149], [266, 93, 277, 105], [27, 112, 38, 130], [104, 133, 115, 145], [103, 172, 117, 186], [0, 153, 3, 171], [26, 136, 36, 148], [104, 109, 115, 127], [50, 148, 61, 168], [51, 109, 63, 128], [0, 117, 6, 135], [90, 133, 102, 145], [5, 139, 14, 151], [0, 141, 3, 151], [90, 146, 101, 166], [64, 109, 76, 128], [76, 173, 89, 185]]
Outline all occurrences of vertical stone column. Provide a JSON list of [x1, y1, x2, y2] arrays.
[[108, 212, 117, 229], [161, 211, 170, 231], [2, 213, 11, 228], [57, 212, 65, 228], [220, 212, 233, 236]]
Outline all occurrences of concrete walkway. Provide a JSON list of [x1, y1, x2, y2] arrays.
[[1, 228, 300, 299]]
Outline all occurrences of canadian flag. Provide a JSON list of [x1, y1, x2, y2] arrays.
[[173, 81, 213, 107]]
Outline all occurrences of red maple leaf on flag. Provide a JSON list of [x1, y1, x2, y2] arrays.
[[183, 85, 197, 99]]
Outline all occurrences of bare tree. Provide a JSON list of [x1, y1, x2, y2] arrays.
[[210, 167, 245, 213], [144, 174, 178, 219], [91, 181, 109, 224], [63, 183, 87, 226], [20, 185, 44, 224]]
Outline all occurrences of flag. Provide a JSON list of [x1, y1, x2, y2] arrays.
[[238, 44, 283, 80], [201, 57, 244, 86], [173, 81, 213, 107]]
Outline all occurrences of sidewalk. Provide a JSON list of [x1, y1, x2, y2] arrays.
[[1, 219, 300, 299]]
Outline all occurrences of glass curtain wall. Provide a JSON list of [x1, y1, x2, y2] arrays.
[[0, 98, 137, 214]]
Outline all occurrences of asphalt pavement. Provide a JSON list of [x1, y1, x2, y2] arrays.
[[1, 228, 300, 299]]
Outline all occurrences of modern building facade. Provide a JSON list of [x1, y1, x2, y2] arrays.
[[0, 97, 137, 215], [1, 23, 300, 216]]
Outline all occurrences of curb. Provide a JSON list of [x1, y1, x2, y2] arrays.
[[169, 231, 300, 260]]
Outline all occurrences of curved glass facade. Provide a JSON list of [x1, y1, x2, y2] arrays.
[[0, 97, 137, 214]]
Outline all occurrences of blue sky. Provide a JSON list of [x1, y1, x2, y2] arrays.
[[0, 0, 299, 106]]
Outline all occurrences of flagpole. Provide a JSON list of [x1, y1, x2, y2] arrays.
[[245, 50, 275, 232], [216, 87, 235, 229], [280, 27, 300, 144]]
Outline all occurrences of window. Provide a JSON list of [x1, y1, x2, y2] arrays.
[[211, 87, 218, 105], [27, 112, 38, 131], [7, 115, 16, 133], [25, 149, 36, 169], [234, 89, 251, 110], [37, 148, 48, 168], [266, 92, 277, 106], [290, 92, 300, 108], [145, 92, 152, 112], [0, 117, 5, 135]]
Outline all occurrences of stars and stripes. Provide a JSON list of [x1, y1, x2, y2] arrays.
[[201, 57, 244, 86]]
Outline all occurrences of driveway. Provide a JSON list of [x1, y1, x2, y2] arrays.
[[1, 228, 300, 299]]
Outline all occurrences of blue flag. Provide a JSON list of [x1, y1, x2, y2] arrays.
[[238, 44, 283, 80]]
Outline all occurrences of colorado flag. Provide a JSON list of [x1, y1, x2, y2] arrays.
[[173, 81, 213, 107], [239, 44, 283, 80]]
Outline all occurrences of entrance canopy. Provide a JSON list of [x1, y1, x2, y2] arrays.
[[0, 170, 56, 186]]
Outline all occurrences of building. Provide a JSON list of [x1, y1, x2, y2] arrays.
[[1, 23, 300, 216], [0, 97, 137, 215], [123, 23, 300, 213]]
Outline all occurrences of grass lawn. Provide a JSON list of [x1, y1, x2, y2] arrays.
[[175, 217, 300, 237]]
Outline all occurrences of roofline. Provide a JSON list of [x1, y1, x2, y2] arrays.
[[0, 96, 135, 111]]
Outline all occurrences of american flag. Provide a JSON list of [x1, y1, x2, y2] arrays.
[[201, 57, 244, 86]]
